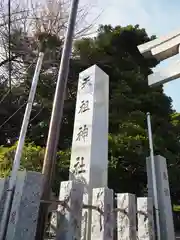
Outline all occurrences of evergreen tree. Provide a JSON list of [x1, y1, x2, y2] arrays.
[[0, 24, 180, 202]]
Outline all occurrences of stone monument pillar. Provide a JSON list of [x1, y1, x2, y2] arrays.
[[146, 155, 175, 240], [69, 65, 109, 240]]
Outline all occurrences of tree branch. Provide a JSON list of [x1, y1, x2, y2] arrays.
[[0, 55, 18, 67]]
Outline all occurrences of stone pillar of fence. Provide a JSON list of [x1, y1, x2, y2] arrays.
[[116, 193, 136, 240], [56, 181, 84, 240], [49, 210, 59, 238], [90, 187, 114, 240], [137, 197, 155, 239], [0, 177, 8, 226], [4, 171, 43, 240]]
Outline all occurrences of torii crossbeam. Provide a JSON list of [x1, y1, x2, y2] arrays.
[[138, 29, 180, 87]]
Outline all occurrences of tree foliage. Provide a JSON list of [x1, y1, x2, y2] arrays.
[[0, 142, 70, 194], [0, 23, 180, 203]]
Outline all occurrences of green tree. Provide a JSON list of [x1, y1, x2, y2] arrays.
[[1, 24, 180, 201], [0, 142, 70, 194], [74, 24, 180, 198]]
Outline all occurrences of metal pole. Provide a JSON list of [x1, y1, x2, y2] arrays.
[[0, 52, 44, 240], [35, 0, 79, 239], [147, 112, 161, 240]]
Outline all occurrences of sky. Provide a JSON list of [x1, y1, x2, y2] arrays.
[[82, 0, 180, 111]]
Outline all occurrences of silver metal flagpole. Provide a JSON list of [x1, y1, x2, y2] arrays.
[[0, 52, 44, 240], [147, 112, 161, 240]]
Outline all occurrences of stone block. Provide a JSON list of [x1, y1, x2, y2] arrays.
[[117, 193, 136, 240], [91, 187, 114, 240], [146, 155, 175, 240], [0, 177, 8, 225], [56, 181, 84, 240], [5, 170, 43, 240], [137, 197, 155, 240]]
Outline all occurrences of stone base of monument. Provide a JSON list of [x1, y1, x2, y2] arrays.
[[0, 170, 43, 240]]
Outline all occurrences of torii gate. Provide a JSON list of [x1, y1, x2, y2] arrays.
[[137, 30, 180, 240], [138, 29, 180, 86]]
